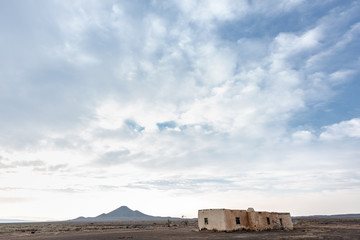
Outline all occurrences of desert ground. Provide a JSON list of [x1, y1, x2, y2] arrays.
[[1, 218, 360, 240]]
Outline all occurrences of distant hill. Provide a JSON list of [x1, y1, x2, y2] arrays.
[[71, 206, 184, 222], [293, 214, 360, 219]]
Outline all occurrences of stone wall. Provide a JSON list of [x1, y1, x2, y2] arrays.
[[198, 208, 293, 231], [246, 208, 293, 230], [198, 209, 227, 231], [224, 209, 249, 231]]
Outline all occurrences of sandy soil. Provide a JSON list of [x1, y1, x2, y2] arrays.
[[1, 218, 360, 239]]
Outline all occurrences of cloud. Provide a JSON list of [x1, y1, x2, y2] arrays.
[[174, 0, 305, 24], [0, 0, 360, 219], [320, 118, 360, 140], [292, 130, 315, 144], [157, 121, 177, 131], [0, 160, 45, 169], [124, 120, 145, 133], [96, 149, 131, 166], [329, 70, 356, 86], [1, 0, 357, 147], [0, 197, 29, 204]]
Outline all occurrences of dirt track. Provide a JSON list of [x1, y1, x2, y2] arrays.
[[1, 218, 360, 239]]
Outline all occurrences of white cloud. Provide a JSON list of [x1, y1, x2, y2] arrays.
[[174, 0, 305, 25], [0, 0, 359, 220], [305, 8, 360, 70], [53, 41, 100, 65], [174, 0, 247, 22], [271, 27, 323, 58], [320, 118, 360, 140], [329, 69, 356, 86], [292, 130, 315, 143]]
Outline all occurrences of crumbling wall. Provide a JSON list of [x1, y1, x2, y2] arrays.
[[249, 211, 293, 231], [198, 209, 227, 231], [249, 210, 275, 230], [198, 208, 293, 232], [224, 209, 249, 231], [247, 207, 257, 230]]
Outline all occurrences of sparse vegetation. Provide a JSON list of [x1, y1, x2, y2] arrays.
[[0, 218, 360, 239]]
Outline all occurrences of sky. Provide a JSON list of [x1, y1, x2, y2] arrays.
[[0, 0, 360, 221]]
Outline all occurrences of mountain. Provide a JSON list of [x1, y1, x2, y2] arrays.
[[71, 206, 183, 222], [97, 206, 150, 219]]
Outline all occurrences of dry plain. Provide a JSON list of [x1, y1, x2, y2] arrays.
[[1, 218, 360, 240]]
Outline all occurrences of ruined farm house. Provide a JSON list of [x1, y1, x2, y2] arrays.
[[198, 207, 293, 231]]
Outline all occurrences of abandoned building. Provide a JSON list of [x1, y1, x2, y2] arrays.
[[198, 208, 293, 231]]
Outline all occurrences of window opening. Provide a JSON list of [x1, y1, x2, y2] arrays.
[[236, 217, 240, 224], [204, 218, 208, 225], [267, 217, 270, 225], [280, 218, 283, 226]]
